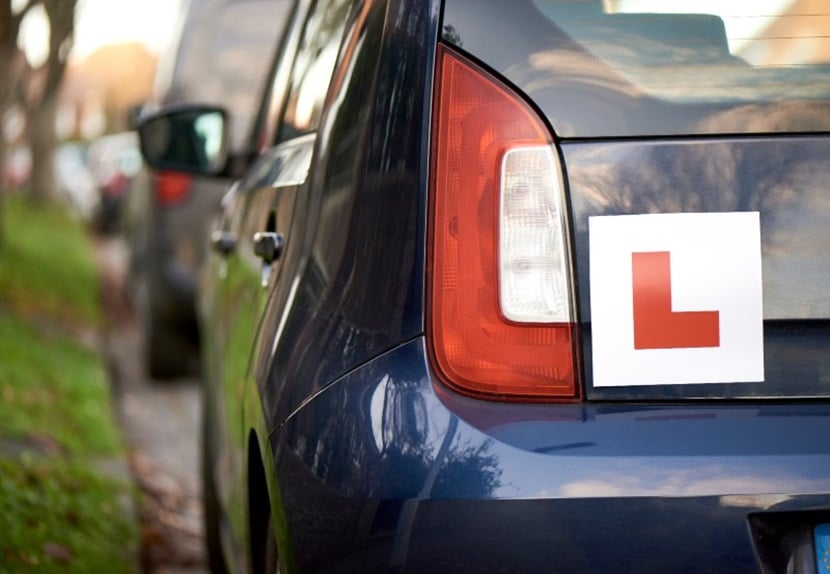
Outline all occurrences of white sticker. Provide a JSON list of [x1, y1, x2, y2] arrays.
[[589, 212, 764, 387]]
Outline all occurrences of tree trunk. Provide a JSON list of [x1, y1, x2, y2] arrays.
[[0, 141, 6, 249], [0, 1, 16, 247], [24, 0, 77, 206], [0, 0, 38, 246], [28, 94, 58, 204]]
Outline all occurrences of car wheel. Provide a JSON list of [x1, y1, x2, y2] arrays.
[[134, 267, 197, 379], [201, 405, 228, 574], [144, 310, 189, 379], [249, 441, 280, 574]]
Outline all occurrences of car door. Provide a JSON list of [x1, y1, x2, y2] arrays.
[[200, 0, 309, 562], [210, 136, 314, 547], [202, 0, 354, 562]]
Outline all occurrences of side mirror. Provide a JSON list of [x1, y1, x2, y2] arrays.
[[137, 105, 229, 175]]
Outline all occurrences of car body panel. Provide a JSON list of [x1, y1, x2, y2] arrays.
[[202, 135, 314, 564], [189, 0, 830, 571], [275, 337, 830, 572], [252, 0, 435, 429]]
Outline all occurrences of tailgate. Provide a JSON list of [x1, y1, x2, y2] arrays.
[[565, 136, 830, 399]]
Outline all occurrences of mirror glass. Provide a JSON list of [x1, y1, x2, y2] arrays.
[[139, 108, 227, 174]]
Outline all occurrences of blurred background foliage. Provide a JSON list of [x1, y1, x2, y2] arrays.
[[1, 0, 163, 243]]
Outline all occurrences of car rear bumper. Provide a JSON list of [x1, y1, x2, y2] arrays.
[[274, 337, 830, 572]]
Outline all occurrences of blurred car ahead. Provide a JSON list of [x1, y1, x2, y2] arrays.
[[87, 131, 141, 233], [1, 145, 31, 189], [126, 0, 293, 379], [53, 141, 97, 221], [139, 0, 830, 572]]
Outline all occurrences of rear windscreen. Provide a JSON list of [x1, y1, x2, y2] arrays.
[[443, 0, 830, 137]]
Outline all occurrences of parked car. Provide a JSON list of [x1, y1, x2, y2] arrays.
[[126, 0, 292, 378], [1, 145, 31, 189], [53, 141, 97, 222], [86, 131, 142, 232], [138, 0, 830, 572]]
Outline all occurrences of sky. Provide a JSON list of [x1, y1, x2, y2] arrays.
[[18, 0, 183, 66]]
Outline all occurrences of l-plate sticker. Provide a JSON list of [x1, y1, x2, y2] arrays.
[[589, 212, 764, 387]]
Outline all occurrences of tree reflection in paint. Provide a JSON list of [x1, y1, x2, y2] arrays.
[[368, 373, 503, 500]]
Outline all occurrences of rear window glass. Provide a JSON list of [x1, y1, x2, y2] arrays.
[[443, 0, 830, 137], [537, 1, 830, 101], [535, 0, 830, 135]]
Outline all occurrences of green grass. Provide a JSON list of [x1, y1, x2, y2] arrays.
[[0, 458, 134, 573], [0, 195, 137, 573], [0, 195, 100, 327], [0, 314, 120, 456]]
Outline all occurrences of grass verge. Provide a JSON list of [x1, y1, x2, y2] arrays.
[[0, 195, 137, 573]]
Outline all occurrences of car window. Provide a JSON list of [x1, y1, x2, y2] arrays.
[[161, 0, 291, 150], [537, 0, 830, 135], [535, 1, 830, 104], [204, 0, 293, 149], [277, 0, 354, 142], [249, 0, 304, 153], [444, 0, 830, 137]]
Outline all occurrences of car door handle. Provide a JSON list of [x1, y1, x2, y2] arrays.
[[210, 230, 237, 256], [253, 232, 284, 264]]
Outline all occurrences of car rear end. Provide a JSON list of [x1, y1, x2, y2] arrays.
[[269, 0, 830, 571], [427, 0, 830, 570], [281, 2, 830, 572]]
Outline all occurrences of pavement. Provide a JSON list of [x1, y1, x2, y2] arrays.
[[94, 237, 208, 574]]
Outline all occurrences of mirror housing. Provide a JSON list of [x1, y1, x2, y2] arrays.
[[137, 105, 229, 176]]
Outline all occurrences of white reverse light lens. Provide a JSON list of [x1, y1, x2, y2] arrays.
[[499, 145, 572, 323]]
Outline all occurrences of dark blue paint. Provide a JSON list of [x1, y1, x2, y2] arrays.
[[192, 0, 830, 570], [257, 0, 436, 426], [274, 337, 830, 572]]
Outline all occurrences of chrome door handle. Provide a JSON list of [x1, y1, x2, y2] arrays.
[[253, 232, 284, 264]]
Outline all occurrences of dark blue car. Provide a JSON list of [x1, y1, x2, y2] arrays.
[[137, 0, 830, 571]]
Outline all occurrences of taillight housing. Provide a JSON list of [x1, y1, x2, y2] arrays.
[[427, 45, 580, 402], [154, 171, 192, 207]]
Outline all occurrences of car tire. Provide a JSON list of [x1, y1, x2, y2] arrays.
[[134, 275, 191, 379], [142, 308, 189, 378], [201, 404, 228, 574]]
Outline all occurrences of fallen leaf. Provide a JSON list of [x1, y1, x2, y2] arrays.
[[43, 542, 72, 564], [27, 433, 63, 456]]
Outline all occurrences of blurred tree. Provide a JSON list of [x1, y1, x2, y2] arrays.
[[0, 0, 37, 245], [26, 0, 77, 204]]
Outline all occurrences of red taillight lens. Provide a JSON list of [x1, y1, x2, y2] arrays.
[[154, 171, 192, 207], [427, 46, 580, 402]]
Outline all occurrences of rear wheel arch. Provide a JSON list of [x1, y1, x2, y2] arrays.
[[247, 428, 287, 573], [247, 430, 272, 573]]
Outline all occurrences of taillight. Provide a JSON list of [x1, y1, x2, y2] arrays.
[[427, 45, 580, 402], [154, 171, 192, 207]]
